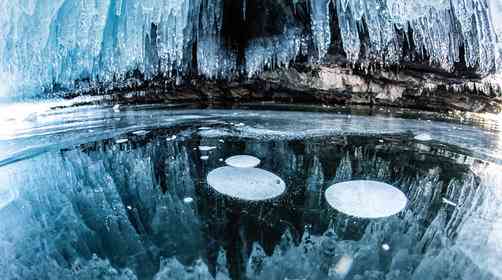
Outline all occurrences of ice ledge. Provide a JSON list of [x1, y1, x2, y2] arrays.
[[57, 62, 502, 114]]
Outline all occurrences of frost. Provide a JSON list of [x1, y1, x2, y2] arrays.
[[224, 155, 261, 168], [207, 166, 285, 201], [324, 180, 408, 218]]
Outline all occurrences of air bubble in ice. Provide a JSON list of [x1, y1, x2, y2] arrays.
[[115, 138, 128, 144], [225, 155, 261, 168], [414, 133, 432, 141], [132, 130, 149, 136], [324, 180, 407, 218], [207, 166, 285, 201], [382, 243, 390, 251], [199, 146, 217, 151]]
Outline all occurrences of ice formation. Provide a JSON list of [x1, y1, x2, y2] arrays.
[[0, 0, 500, 97], [224, 155, 261, 168], [207, 166, 286, 200], [414, 133, 433, 141], [0, 122, 501, 279], [324, 180, 408, 218]]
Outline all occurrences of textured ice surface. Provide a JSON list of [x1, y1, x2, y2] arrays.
[[325, 180, 408, 218], [0, 186, 16, 210], [207, 166, 285, 201], [224, 155, 261, 168], [0, 113, 501, 278], [0, 0, 500, 97]]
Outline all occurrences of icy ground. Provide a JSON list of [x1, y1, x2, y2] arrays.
[[0, 104, 501, 279]]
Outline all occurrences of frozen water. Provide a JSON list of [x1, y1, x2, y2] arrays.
[[224, 155, 261, 168], [442, 197, 458, 207], [183, 197, 194, 204], [198, 146, 217, 151], [330, 255, 353, 278], [382, 243, 390, 251], [324, 180, 408, 218], [207, 166, 286, 201], [414, 133, 432, 141], [132, 130, 149, 136], [0, 105, 501, 279], [0, 186, 16, 210], [115, 138, 129, 144]]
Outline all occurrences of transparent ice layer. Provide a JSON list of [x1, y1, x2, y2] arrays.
[[0, 104, 502, 279]]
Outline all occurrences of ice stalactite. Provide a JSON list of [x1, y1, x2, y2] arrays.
[[0, 0, 500, 98]]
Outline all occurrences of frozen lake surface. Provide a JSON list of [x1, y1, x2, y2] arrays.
[[0, 103, 501, 279]]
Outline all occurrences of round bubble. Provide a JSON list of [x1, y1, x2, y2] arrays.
[[207, 166, 285, 201], [325, 180, 407, 218], [225, 155, 261, 168], [414, 133, 432, 141]]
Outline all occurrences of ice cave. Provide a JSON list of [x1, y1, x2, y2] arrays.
[[1, 0, 502, 279]]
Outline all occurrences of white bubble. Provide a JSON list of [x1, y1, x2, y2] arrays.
[[414, 133, 432, 141], [199, 146, 216, 151], [225, 155, 261, 168], [200, 156, 209, 160], [115, 138, 128, 144], [207, 166, 285, 201], [183, 197, 194, 204], [325, 180, 407, 218], [112, 104, 120, 112], [382, 243, 390, 251], [132, 130, 149, 136]]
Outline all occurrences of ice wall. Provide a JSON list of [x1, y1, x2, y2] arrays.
[[0, 0, 500, 98]]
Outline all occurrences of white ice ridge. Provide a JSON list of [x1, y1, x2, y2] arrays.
[[207, 166, 285, 201], [0, 0, 499, 97], [324, 180, 408, 218]]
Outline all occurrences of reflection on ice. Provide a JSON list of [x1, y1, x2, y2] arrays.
[[225, 155, 261, 168], [207, 166, 285, 201], [325, 180, 408, 218]]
